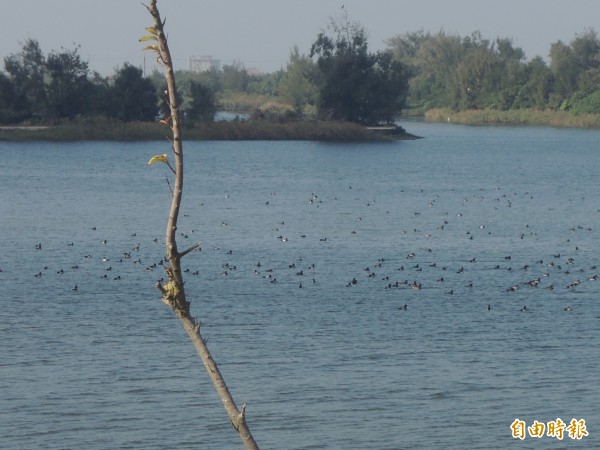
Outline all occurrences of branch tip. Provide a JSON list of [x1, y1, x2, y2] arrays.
[[179, 242, 201, 258]]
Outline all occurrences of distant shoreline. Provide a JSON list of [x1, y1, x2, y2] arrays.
[[423, 108, 600, 128], [5, 108, 598, 142], [0, 119, 420, 142]]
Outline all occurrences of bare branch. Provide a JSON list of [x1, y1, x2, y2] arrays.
[[144, 2, 259, 449], [179, 242, 201, 259]]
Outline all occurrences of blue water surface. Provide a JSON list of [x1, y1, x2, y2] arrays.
[[1, 122, 599, 449]]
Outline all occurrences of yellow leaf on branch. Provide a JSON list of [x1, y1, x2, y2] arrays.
[[142, 44, 160, 53], [147, 154, 169, 165]]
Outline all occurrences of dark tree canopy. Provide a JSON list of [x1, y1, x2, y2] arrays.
[[3, 39, 47, 120], [186, 81, 216, 122], [111, 64, 157, 121], [310, 17, 409, 125], [45, 46, 92, 119], [0, 41, 159, 123], [0, 72, 23, 123], [3, 25, 600, 125]]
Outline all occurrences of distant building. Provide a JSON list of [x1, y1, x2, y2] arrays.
[[246, 67, 263, 77], [188, 55, 221, 72]]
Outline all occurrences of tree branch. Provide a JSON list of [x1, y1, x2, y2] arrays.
[[179, 242, 201, 259], [144, 2, 259, 449]]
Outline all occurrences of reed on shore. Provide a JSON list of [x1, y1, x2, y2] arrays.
[[425, 108, 600, 128]]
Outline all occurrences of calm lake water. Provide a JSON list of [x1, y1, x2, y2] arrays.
[[1, 122, 599, 449]]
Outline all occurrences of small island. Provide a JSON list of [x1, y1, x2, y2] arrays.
[[0, 119, 419, 142]]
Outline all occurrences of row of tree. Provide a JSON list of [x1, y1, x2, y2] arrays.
[[154, 15, 410, 125], [387, 28, 600, 113], [0, 17, 408, 126], [182, 25, 600, 119], [2, 24, 600, 126], [0, 39, 159, 123]]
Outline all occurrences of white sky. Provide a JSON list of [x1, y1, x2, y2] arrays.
[[1, 0, 599, 75]]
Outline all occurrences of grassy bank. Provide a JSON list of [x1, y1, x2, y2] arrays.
[[424, 108, 600, 128], [0, 117, 415, 142], [218, 93, 272, 112]]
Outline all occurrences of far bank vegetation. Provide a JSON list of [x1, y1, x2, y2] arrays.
[[2, 16, 600, 131]]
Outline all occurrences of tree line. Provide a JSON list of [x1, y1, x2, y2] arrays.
[[0, 40, 158, 124], [1, 23, 600, 126], [387, 28, 600, 114]]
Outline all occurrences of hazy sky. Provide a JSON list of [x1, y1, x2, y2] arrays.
[[1, 0, 599, 75]]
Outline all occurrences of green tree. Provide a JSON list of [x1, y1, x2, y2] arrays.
[[548, 30, 600, 108], [389, 30, 554, 112], [3, 39, 47, 119], [571, 90, 600, 114], [186, 80, 216, 122], [310, 15, 408, 124], [571, 29, 600, 95], [196, 67, 223, 94], [550, 40, 579, 100], [513, 56, 553, 109], [246, 70, 284, 96], [0, 72, 23, 123], [175, 68, 221, 95], [363, 50, 409, 123], [456, 45, 493, 109], [45, 46, 92, 119], [221, 62, 249, 93], [389, 30, 466, 110], [571, 30, 600, 70], [386, 30, 428, 64], [110, 63, 157, 121], [278, 46, 318, 112], [485, 38, 527, 110], [87, 71, 114, 117]]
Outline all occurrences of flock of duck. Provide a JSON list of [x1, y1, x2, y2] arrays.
[[249, 187, 596, 314], [27, 185, 597, 316], [203, 187, 596, 315], [32, 229, 210, 291]]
